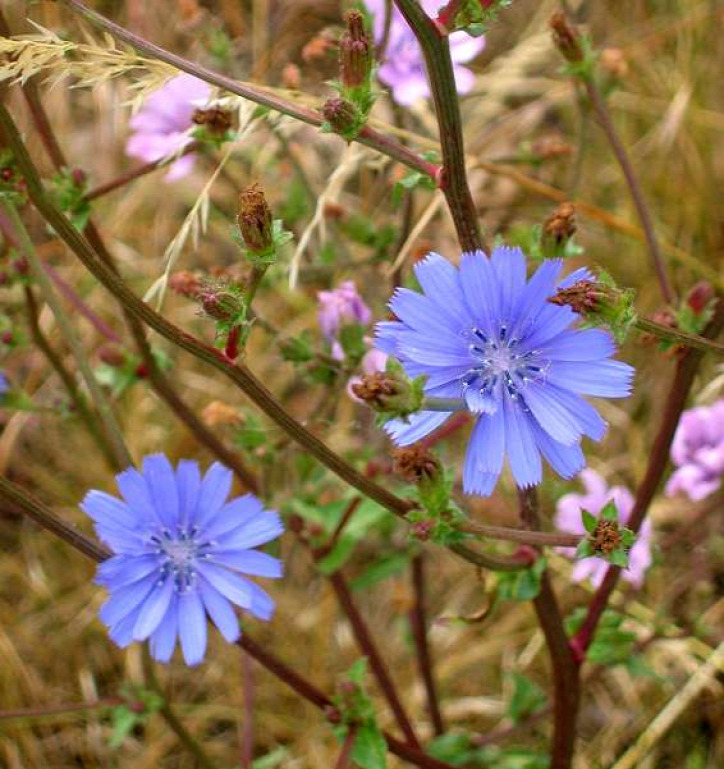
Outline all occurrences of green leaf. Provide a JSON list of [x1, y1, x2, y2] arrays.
[[316, 536, 358, 575], [108, 706, 139, 749], [351, 722, 388, 769], [575, 539, 595, 559], [252, 747, 288, 769], [350, 552, 410, 591], [339, 322, 368, 363], [508, 673, 547, 725], [607, 548, 629, 568], [496, 557, 546, 601], [581, 509, 597, 533], [600, 501, 618, 522]]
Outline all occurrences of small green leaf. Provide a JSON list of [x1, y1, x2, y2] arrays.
[[607, 548, 629, 568], [508, 673, 547, 725], [581, 509, 597, 533], [575, 539, 595, 559], [600, 501, 618, 522], [351, 722, 388, 769]]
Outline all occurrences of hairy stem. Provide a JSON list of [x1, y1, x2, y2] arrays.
[[392, 0, 484, 252], [23, 287, 119, 471], [2, 202, 131, 471], [635, 316, 724, 356], [61, 0, 439, 179], [409, 553, 445, 736]]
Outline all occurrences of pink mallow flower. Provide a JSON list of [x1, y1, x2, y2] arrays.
[[555, 469, 652, 588], [126, 74, 212, 181], [317, 281, 372, 359], [365, 0, 485, 106], [666, 399, 724, 501], [348, 344, 388, 401]]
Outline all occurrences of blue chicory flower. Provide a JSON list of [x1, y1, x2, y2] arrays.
[[82, 455, 283, 666], [0, 372, 8, 395], [375, 248, 634, 495]]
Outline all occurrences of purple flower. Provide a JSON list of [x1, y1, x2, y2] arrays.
[[318, 280, 372, 359], [665, 399, 724, 501], [375, 248, 634, 495], [82, 455, 283, 666], [126, 74, 211, 181], [0, 372, 8, 395], [365, 0, 485, 106], [555, 469, 652, 587]]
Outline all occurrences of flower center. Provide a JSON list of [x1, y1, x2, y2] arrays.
[[463, 325, 548, 400], [150, 527, 212, 592]]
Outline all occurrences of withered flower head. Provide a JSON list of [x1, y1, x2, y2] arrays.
[[339, 10, 372, 89], [238, 183, 273, 254], [192, 106, 233, 135], [543, 201, 577, 247], [590, 519, 622, 554], [392, 445, 441, 484], [322, 97, 358, 135], [550, 12, 584, 63]]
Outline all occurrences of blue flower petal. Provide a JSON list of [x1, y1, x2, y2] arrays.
[[540, 384, 607, 441], [491, 246, 527, 321], [81, 490, 141, 529], [503, 396, 542, 488], [246, 581, 276, 621], [463, 410, 504, 495], [390, 288, 461, 336], [149, 594, 179, 662], [202, 494, 266, 538], [414, 252, 471, 327], [394, 329, 472, 367], [178, 591, 207, 666], [142, 454, 179, 529], [99, 573, 157, 627], [194, 462, 233, 527], [512, 259, 563, 335], [212, 512, 284, 551], [385, 410, 451, 446], [196, 562, 254, 609], [95, 554, 160, 588], [558, 267, 594, 288], [116, 467, 160, 526], [375, 321, 404, 354], [460, 250, 499, 333], [210, 550, 283, 578], [133, 576, 175, 641], [542, 328, 616, 361], [108, 604, 143, 648], [522, 304, 576, 350], [547, 360, 634, 398], [522, 384, 583, 446], [532, 425, 585, 479], [176, 459, 201, 527], [199, 577, 240, 642]]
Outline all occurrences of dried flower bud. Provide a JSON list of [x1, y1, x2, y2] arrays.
[[97, 345, 126, 367], [550, 12, 584, 63], [198, 285, 244, 323], [686, 281, 715, 315], [542, 202, 576, 251], [169, 270, 202, 298], [600, 47, 628, 80], [324, 705, 343, 725], [549, 279, 603, 315], [590, 519, 621, 554], [71, 168, 87, 186], [351, 371, 406, 410], [192, 106, 233, 135], [238, 184, 273, 254], [393, 445, 441, 484], [202, 400, 242, 427], [322, 97, 358, 136], [339, 10, 372, 89]]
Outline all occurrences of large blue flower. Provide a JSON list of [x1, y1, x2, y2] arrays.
[[82, 455, 283, 666], [376, 248, 634, 496]]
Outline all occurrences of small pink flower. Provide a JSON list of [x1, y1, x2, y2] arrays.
[[666, 399, 724, 501], [365, 0, 485, 106], [317, 281, 371, 360], [348, 345, 388, 401], [126, 74, 212, 181], [555, 469, 652, 588]]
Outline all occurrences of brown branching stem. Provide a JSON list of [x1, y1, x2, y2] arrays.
[[392, 0, 485, 253], [572, 297, 724, 655], [60, 0, 439, 180], [334, 726, 358, 769], [409, 553, 445, 736]]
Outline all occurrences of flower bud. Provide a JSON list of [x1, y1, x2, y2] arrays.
[[350, 371, 407, 411], [192, 106, 233, 136], [97, 345, 126, 367], [550, 12, 584, 63], [322, 97, 358, 136], [542, 202, 576, 253], [339, 10, 372, 90], [237, 184, 273, 254], [392, 445, 441, 484], [685, 281, 715, 315], [590, 519, 622, 554], [198, 285, 244, 323], [549, 279, 605, 315]]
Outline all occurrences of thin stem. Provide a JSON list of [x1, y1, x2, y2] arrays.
[[335, 727, 358, 769], [0, 698, 123, 722], [635, 316, 724, 356], [61, 0, 439, 180], [0, 475, 111, 563], [409, 554, 445, 736], [142, 649, 218, 769], [240, 651, 255, 769], [323, 496, 362, 555], [324, 566, 421, 750], [573, 297, 724, 654], [82, 143, 200, 202], [461, 520, 581, 548], [583, 79, 674, 304], [23, 287, 119, 471], [392, 0, 484, 252], [0, 104, 511, 572], [2, 202, 131, 471], [519, 488, 580, 769]]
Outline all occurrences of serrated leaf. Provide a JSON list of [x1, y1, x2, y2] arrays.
[[351, 722, 388, 769]]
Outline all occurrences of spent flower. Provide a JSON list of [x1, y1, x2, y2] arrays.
[[375, 248, 634, 495], [82, 455, 283, 665], [555, 469, 652, 587], [318, 280, 371, 359], [666, 399, 724, 501], [365, 0, 485, 106], [126, 74, 212, 181]]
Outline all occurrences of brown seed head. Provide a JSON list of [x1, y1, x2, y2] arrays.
[[192, 106, 232, 135], [543, 201, 577, 247], [340, 10, 372, 89], [550, 12, 584, 63], [238, 183, 273, 254], [392, 444, 441, 484], [350, 371, 401, 409], [591, 519, 621, 554]]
